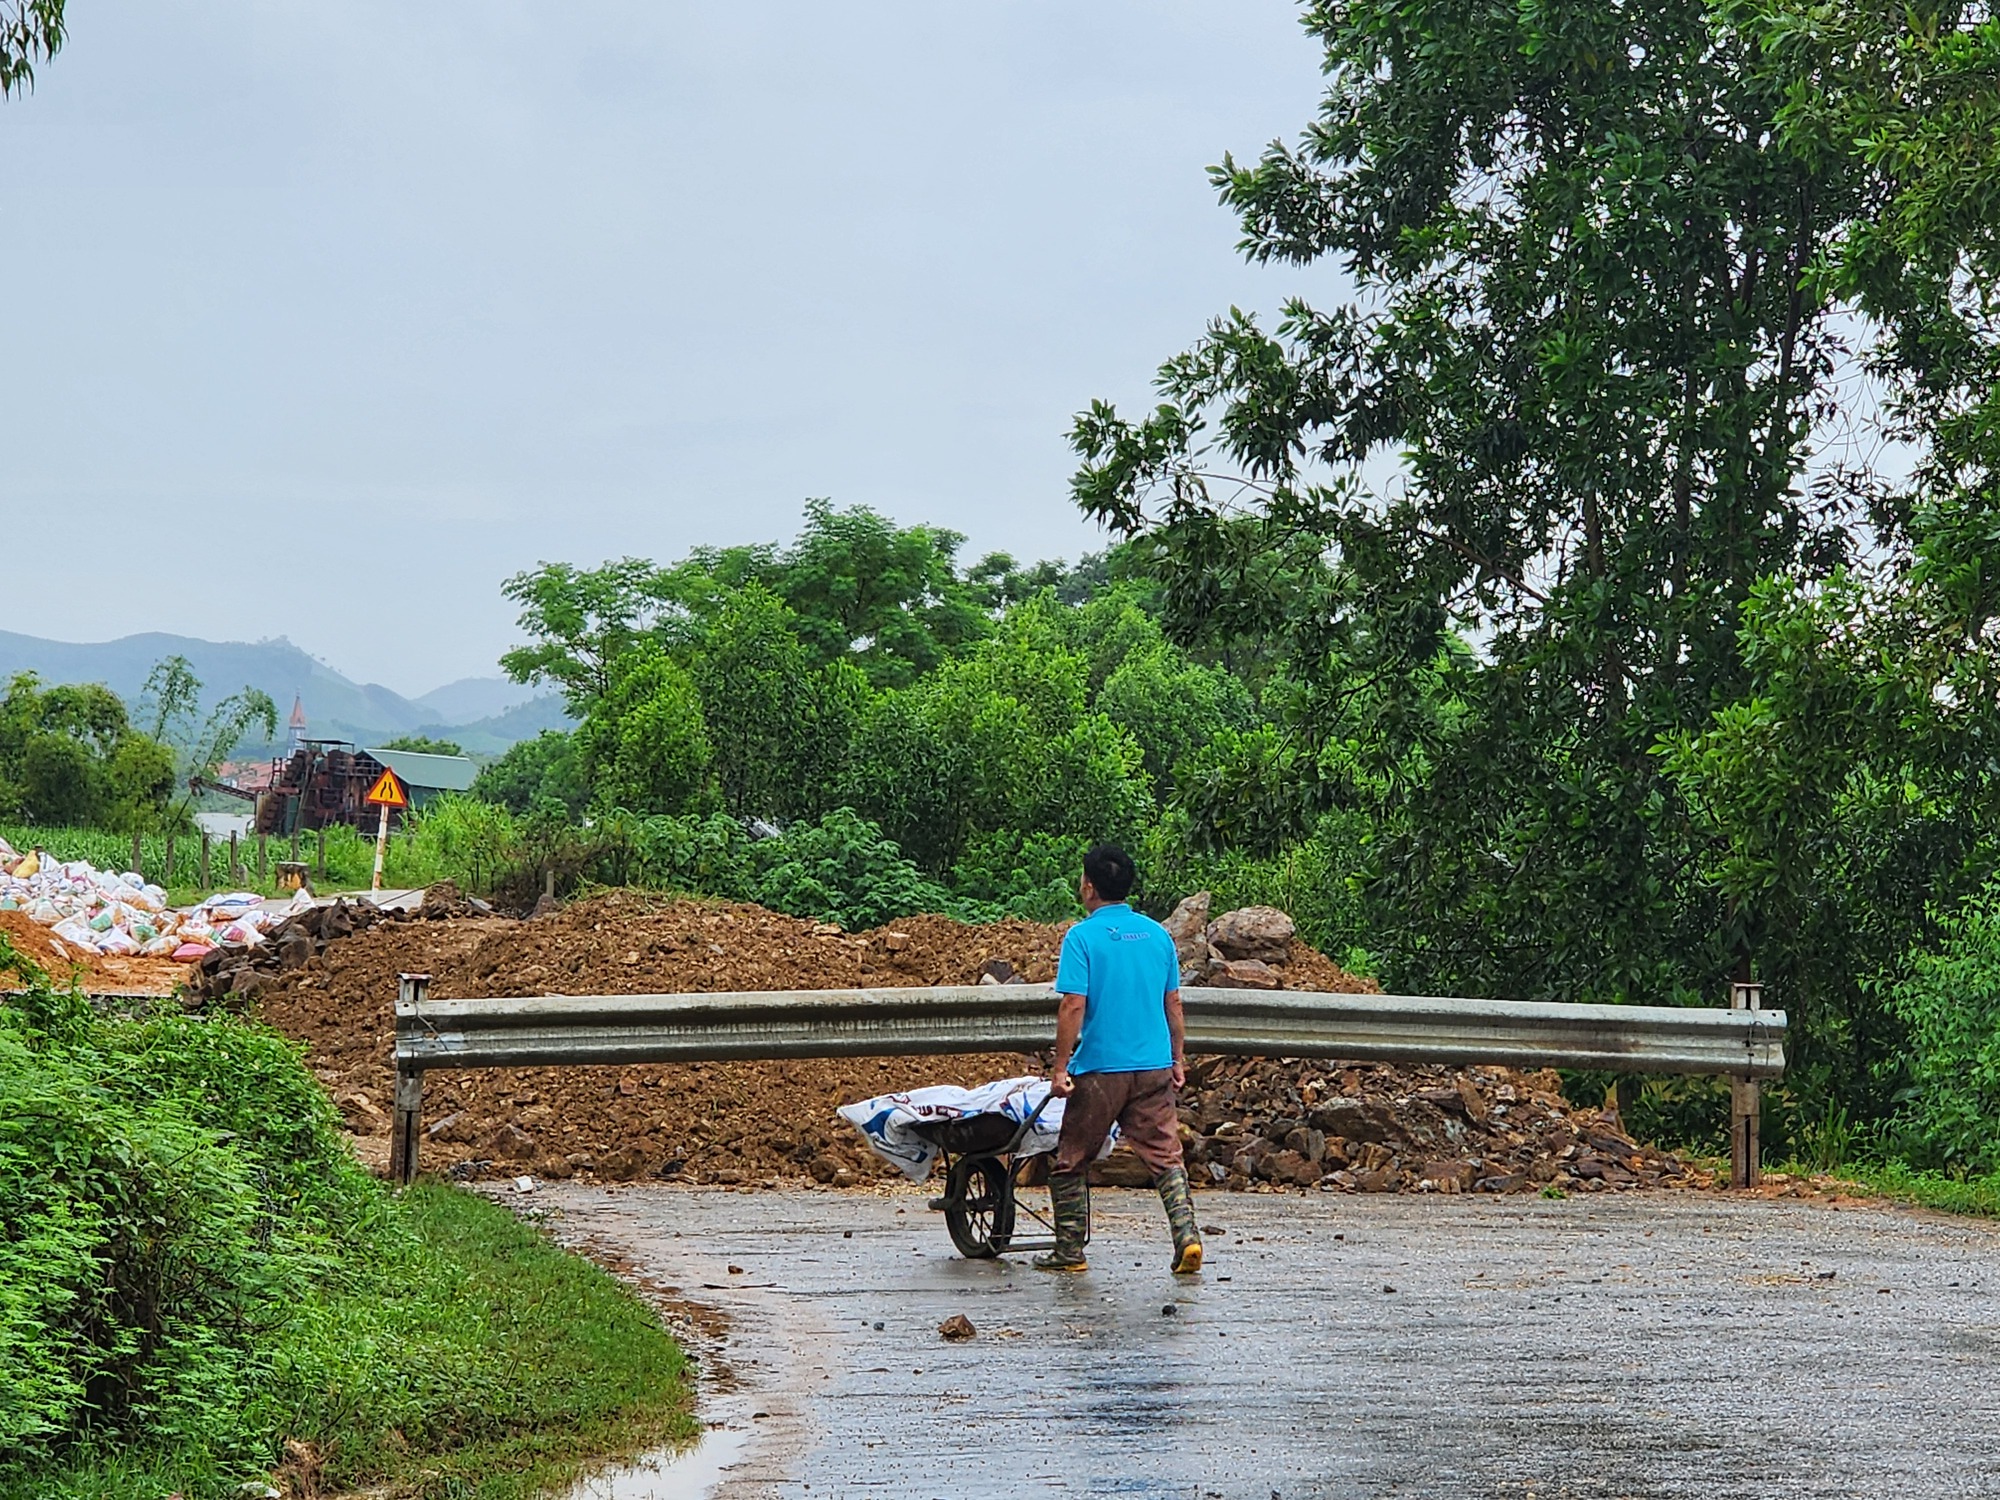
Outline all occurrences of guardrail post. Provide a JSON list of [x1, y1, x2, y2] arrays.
[[390, 973, 430, 1185], [1730, 980, 1763, 1189]]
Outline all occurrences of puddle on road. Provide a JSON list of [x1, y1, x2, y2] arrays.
[[560, 1424, 751, 1500]]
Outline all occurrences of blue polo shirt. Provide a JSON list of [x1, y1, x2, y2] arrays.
[[1056, 903, 1178, 1075]]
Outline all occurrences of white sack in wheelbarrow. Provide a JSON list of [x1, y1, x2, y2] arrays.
[[837, 1075, 1119, 1183]]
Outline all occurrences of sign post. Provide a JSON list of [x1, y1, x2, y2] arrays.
[[364, 766, 409, 892]]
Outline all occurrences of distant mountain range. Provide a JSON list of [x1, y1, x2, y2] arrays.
[[0, 630, 572, 758]]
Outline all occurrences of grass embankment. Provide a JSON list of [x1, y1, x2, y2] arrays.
[[0, 936, 694, 1500], [1794, 1161, 2000, 1219]]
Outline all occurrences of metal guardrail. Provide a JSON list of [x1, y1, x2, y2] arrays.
[[386, 975, 1786, 1183]]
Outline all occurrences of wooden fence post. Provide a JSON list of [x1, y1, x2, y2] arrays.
[[228, 830, 241, 883], [389, 973, 430, 1185], [198, 832, 211, 890], [1730, 979, 1763, 1189], [257, 834, 268, 884]]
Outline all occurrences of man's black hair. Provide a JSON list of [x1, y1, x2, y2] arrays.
[[1083, 842, 1136, 902]]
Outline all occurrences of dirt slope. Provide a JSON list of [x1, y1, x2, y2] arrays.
[[0, 909, 185, 994]]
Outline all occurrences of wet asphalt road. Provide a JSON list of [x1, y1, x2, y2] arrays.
[[534, 1183, 2000, 1499]]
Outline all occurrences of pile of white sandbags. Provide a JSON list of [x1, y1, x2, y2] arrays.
[[0, 838, 307, 962]]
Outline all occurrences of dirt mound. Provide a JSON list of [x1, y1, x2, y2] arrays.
[[257, 895, 1079, 1187], [0, 909, 186, 994], [251, 891, 1690, 1193], [440, 893, 1070, 998]]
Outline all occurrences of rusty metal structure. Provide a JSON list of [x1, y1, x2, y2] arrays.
[[254, 740, 396, 836]]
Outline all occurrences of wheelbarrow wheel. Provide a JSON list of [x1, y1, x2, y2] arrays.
[[944, 1154, 1015, 1258]]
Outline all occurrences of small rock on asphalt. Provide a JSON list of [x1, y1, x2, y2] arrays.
[[938, 1314, 977, 1341]]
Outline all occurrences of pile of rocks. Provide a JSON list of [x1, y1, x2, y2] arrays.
[[1176, 1056, 1697, 1195], [190, 882, 493, 1005], [1164, 893, 1302, 989]]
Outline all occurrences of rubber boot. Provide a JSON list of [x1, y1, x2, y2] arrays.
[[1155, 1165, 1203, 1275], [1033, 1170, 1090, 1272]]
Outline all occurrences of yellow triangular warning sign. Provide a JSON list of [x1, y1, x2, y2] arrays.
[[365, 766, 409, 808]]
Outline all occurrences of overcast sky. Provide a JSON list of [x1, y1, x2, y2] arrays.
[[0, 2, 1336, 697]]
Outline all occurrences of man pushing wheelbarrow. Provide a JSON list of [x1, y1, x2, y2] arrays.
[[1037, 843, 1203, 1276]]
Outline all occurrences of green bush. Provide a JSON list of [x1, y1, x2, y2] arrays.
[[471, 730, 588, 819], [750, 808, 949, 930], [625, 810, 758, 899], [0, 969, 371, 1468], [0, 960, 692, 1499], [577, 649, 711, 816], [951, 830, 1086, 923], [1888, 887, 2000, 1172], [402, 794, 520, 894]]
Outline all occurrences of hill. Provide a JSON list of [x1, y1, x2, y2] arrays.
[[413, 676, 541, 723], [0, 630, 570, 754]]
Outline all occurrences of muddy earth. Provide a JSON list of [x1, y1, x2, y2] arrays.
[[250, 891, 1691, 1194]]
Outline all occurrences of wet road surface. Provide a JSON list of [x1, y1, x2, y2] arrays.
[[534, 1183, 2000, 1499]]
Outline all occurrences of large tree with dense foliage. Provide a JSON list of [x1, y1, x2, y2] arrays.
[[0, 674, 173, 830], [575, 649, 711, 817], [500, 502, 1021, 713], [1071, 0, 2000, 1131], [684, 584, 867, 820]]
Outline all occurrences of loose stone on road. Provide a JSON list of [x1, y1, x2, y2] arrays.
[[538, 1184, 2000, 1499]]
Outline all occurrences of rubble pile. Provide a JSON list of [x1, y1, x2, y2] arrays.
[[249, 889, 1700, 1194], [1177, 1057, 1699, 1195], [188, 880, 492, 1005]]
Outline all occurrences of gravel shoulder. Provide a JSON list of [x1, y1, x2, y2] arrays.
[[533, 1183, 2000, 1500]]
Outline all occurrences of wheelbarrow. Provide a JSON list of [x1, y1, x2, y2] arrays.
[[905, 1092, 1088, 1259]]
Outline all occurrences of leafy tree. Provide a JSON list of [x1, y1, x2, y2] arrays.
[[775, 499, 990, 688], [832, 691, 962, 871], [0, 673, 173, 830], [1887, 880, 2000, 1173], [951, 830, 1088, 922], [1070, 0, 2000, 1121], [471, 731, 588, 818], [377, 735, 465, 756], [1095, 644, 1253, 795], [100, 735, 176, 835], [499, 502, 995, 712], [964, 549, 1122, 613], [137, 656, 279, 835], [499, 559, 689, 713], [576, 649, 711, 816], [685, 584, 865, 819], [839, 600, 1152, 870], [0, 0, 62, 97]]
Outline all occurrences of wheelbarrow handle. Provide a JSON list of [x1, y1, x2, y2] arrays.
[[1001, 1086, 1058, 1154]]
